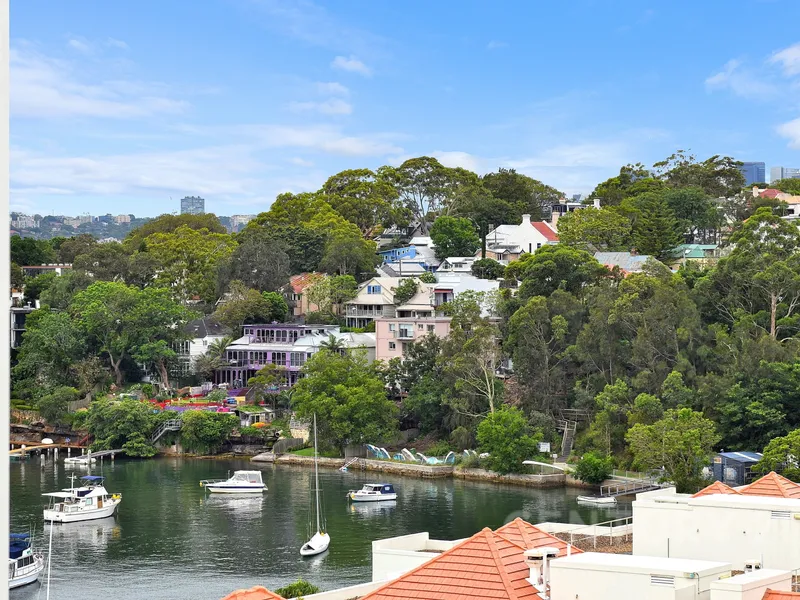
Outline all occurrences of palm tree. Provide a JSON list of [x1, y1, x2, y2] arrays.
[[194, 335, 234, 381], [319, 334, 346, 354], [207, 335, 234, 359]]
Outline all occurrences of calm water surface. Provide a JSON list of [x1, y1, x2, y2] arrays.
[[10, 457, 631, 599]]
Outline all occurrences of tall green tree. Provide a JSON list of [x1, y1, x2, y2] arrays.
[[430, 216, 481, 260], [627, 407, 720, 493], [11, 236, 57, 266], [507, 245, 607, 300], [217, 228, 290, 294], [755, 429, 800, 481], [57, 234, 98, 263], [556, 207, 632, 251], [213, 281, 287, 331], [623, 192, 682, 260], [291, 350, 398, 452], [481, 168, 563, 221], [322, 168, 405, 235], [477, 407, 542, 474], [653, 151, 745, 198]]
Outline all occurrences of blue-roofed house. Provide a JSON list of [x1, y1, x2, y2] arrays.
[[712, 451, 763, 486], [593, 252, 658, 275]]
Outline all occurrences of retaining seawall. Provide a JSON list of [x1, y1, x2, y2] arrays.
[[454, 468, 565, 488]]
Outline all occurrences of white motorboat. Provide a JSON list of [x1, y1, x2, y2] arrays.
[[300, 414, 330, 557], [64, 455, 96, 465], [9, 533, 45, 589], [200, 470, 267, 494], [576, 495, 617, 505], [43, 475, 122, 523], [347, 483, 398, 502]]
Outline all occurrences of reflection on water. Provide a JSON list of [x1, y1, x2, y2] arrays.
[[10, 457, 631, 600]]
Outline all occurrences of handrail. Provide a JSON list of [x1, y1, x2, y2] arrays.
[[566, 516, 633, 549]]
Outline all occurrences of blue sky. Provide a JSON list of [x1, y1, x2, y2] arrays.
[[10, 0, 800, 217]]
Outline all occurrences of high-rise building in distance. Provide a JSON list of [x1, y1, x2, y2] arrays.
[[771, 166, 800, 183], [180, 196, 205, 215], [739, 162, 766, 186]]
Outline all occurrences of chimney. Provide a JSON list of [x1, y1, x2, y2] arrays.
[[525, 547, 558, 598], [521, 214, 531, 226], [752, 185, 759, 197], [593, 198, 601, 209], [551, 212, 560, 231]]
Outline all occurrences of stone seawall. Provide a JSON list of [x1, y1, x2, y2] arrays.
[[454, 468, 565, 488], [271, 454, 570, 486]]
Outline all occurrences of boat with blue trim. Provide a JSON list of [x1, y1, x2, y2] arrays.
[[347, 483, 397, 502], [200, 470, 267, 493], [9, 533, 45, 589], [43, 475, 122, 523]]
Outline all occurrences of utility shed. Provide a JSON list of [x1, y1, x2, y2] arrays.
[[549, 552, 731, 600], [713, 452, 763, 486]]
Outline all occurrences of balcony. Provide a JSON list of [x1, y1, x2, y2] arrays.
[[346, 306, 396, 318], [393, 330, 415, 340]]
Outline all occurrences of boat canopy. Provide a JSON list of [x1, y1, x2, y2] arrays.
[[81, 475, 105, 481], [42, 491, 76, 498], [364, 484, 395, 493], [9, 533, 30, 540]]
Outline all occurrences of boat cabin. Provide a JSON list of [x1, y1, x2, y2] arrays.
[[362, 484, 395, 494], [230, 471, 263, 484]]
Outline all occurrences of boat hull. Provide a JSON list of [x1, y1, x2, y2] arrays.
[[44, 499, 120, 523], [204, 484, 266, 494], [300, 532, 330, 557], [349, 492, 397, 502], [9, 556, 45, 589], [64, 457, 96, 464], [576, 495, 617, 505]]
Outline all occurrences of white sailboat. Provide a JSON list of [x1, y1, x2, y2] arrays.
[[300, 414, 330, 557]]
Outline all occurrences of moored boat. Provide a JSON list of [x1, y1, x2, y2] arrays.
[[300, 414, 330, 557], [576, 495, 617, 505], [43, 475, 122, 523], [347, 483, 397, 502], [9, 533, 45, 589], [200, 470, 267, 494]]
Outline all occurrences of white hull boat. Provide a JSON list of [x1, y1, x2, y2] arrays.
[[9, 534, 45, 589], [300, 414, 330, 557], [43, 475, 122, 523], [348, 483, 397, 502], [576, 495, 617, 505], [64, 456, 96, 465], [200, 470, 266, 494], [300, 531, 330, 557]]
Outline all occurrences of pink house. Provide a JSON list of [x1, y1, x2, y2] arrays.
[[374, 284, 451, 361]]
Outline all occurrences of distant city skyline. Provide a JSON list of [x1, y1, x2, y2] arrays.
[[9, 1, 800, 215]]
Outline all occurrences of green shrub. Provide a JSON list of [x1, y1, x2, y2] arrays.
[[459, 453, 482, 469], [573, 452, 614, 485], [418, 272, 436, 283], [477, 406, 542, 474], [426, 440, 452, 457], [206, 389, 227, 403], [275, 579, 321, 599], [449, 426, 474, 450]]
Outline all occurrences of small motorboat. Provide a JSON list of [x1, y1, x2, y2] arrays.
[[9, 533, 45, 589], [64, 454, 96, 465], [576, 495, 617, 506], [347, 483, 397, 502], [200, 470, 267, 494], [43, 475, 122, 523]]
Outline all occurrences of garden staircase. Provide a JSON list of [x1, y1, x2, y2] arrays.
[[151, 418, 182, 444], [556, 419, 578, 462]]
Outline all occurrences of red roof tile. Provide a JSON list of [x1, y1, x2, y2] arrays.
[[759, 189, 782, 199], [739, 472, 800, 499], [220, 586, 285, 600], [531, 221, 559, 242], [494, 518, 582, 557], [692, 481, 742, 498], [289, 272, 323, 293], [361, 527, 542, 600], [762, 591, 800, 600]]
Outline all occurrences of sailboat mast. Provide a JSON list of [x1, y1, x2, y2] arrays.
[[314, 414, 321, 533]]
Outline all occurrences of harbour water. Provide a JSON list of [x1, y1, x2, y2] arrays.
[[10, 457, 632, 599]]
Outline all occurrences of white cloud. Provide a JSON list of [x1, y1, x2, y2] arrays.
[[331, 55, 372, 76], [432, 151, 481, 172], [289, 157, 315, 167], [770, 42, 800, 77], [777, 117, 800, 149], [486, 40, 508, 50], [316, 81, 349, 96], [288, 97, 353, 115], [705, 59, 777, 99], [106, 37, 129, 50], [67, 37, 92, 54], [11, 46, 189, 118]]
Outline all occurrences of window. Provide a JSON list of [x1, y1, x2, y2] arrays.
[[367, 284, 382, 294], [389, 323, 396, 331], [418, 324, 424, 330], [389, 342, 396, 350], [427, 325, 435, 332]]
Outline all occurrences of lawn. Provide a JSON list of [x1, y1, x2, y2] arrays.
[[291, 447, 342, 458]]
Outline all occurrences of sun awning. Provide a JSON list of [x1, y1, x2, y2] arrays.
[[42, 492, 75, 498]]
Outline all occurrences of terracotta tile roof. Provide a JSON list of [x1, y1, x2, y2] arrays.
[[360, 527, 542, 600], [289, 272, 323, 293], [739, 471, 800, 499], [759, 189, 782, 199], [762, 591, 800, 600], [692, 481, 742, 498], [220, 586, 284, 600], [494, 518, 582, 557], [531, 221, 559, 242]]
